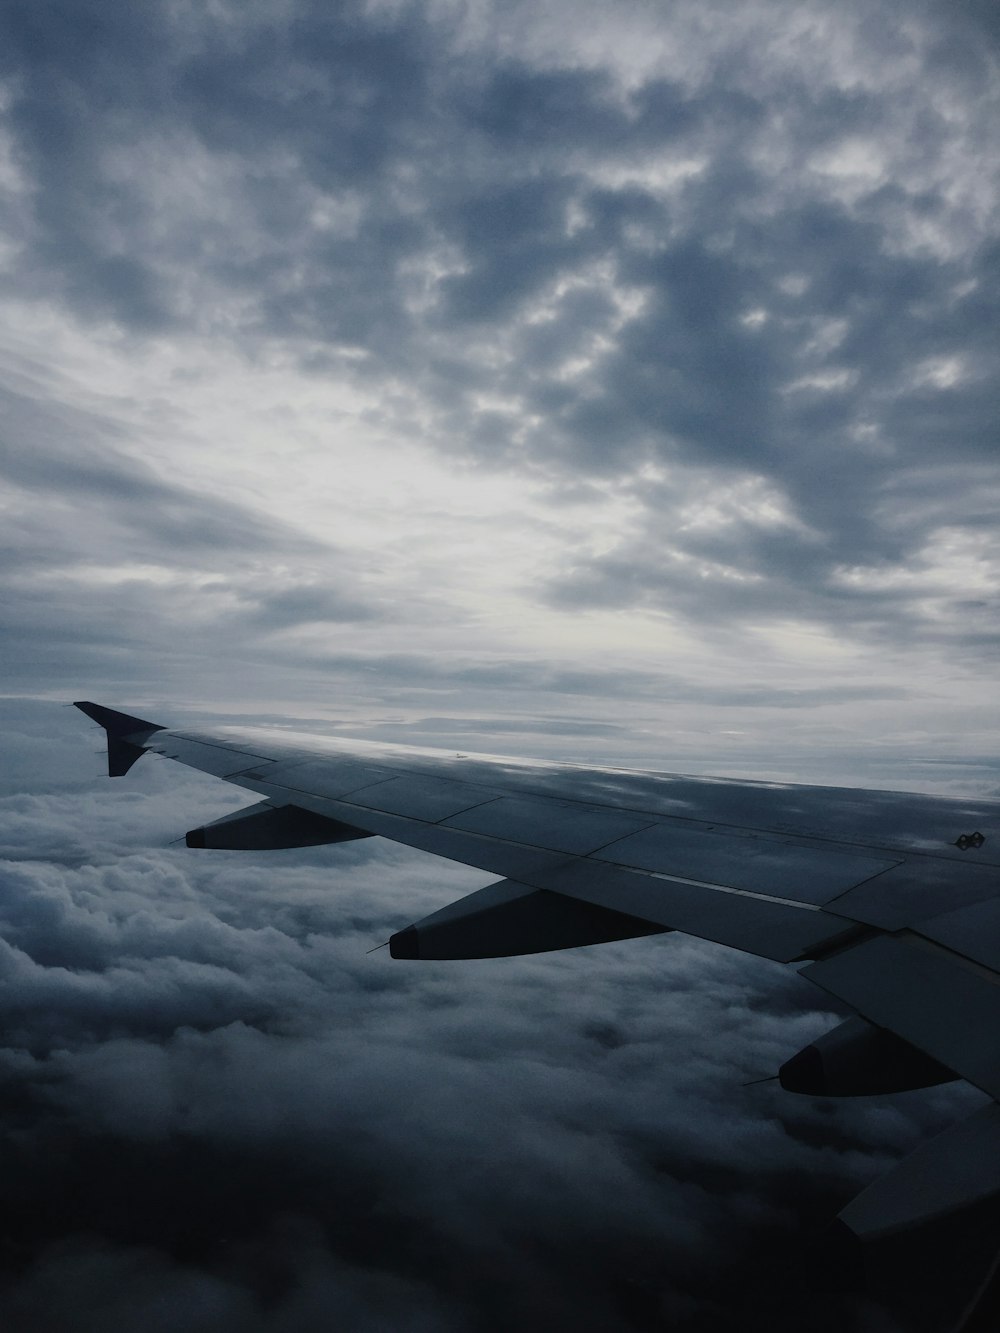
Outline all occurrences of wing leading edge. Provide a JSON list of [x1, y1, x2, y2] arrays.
[[74, 702, 1000, 1241]]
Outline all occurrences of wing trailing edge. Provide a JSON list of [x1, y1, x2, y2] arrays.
[[840, 1104, 1000, 1239]]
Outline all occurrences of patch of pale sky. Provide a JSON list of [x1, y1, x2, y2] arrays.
[[801, 317, 849, 358], [398, 246, 470, 318], [492, 0, 943, 121], [17, 563, 198, 590], [846, 420, 895, 460], [520, 267, 652, 382], [667, 547, 765, 586], [5, 308, 693, 643], [488, 0, 687, 92], [813, 137, 886, 182], [918, 356, 969, 389], [776, 274, 809, 297], [587, 156, 707, 198], [677, 477, 810, 536], [740, 308, 769, 328], [0, 308, 591, 642], [835, 528, 1000, 596], [750, 619, 863, 664], [497, 0, 845, 96], [782, 368, 855, 394], [443, 602, 697, 671], [524, 261, 635, 322]]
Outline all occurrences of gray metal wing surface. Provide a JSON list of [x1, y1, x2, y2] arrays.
[[74, 703, 1000, 1241]]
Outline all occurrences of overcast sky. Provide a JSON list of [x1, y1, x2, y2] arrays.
[[1, 2, 999, 1329], [1, 0, 998, 785]]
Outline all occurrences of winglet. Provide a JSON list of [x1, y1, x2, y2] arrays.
[[73, 701, 165, 777]]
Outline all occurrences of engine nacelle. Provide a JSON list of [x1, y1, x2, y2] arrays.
[[186, 800, 371, 850], [779, 1016, 957, 1096]]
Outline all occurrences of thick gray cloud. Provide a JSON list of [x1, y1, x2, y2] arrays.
[[0, 700, 993, 1330]]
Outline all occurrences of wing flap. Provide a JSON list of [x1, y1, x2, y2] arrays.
[[803, 934, 1000, 1100], [914, 897, 1000, 974], [839, 1104, 1000, 1238], [534, 856, 857, 962], [592, 822, 896, 905], [825, 858, 1000, 932]]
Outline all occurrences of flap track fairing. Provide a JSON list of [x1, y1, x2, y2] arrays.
[[186, 800, 372, 850], [389, 878, 669, 959]]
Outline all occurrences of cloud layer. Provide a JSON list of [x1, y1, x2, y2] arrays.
[[0, 700, 990, 1330]]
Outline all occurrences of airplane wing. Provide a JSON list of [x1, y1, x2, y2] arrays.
[[74, 701, 1000, 1241]]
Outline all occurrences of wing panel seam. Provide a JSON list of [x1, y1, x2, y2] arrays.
[[899, 929, 1000, 988], [622, 865, 825, 912], [227, 772, 869, 910]]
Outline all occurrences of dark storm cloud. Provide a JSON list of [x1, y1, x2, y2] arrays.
[[2, 701, 987, 1330]]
